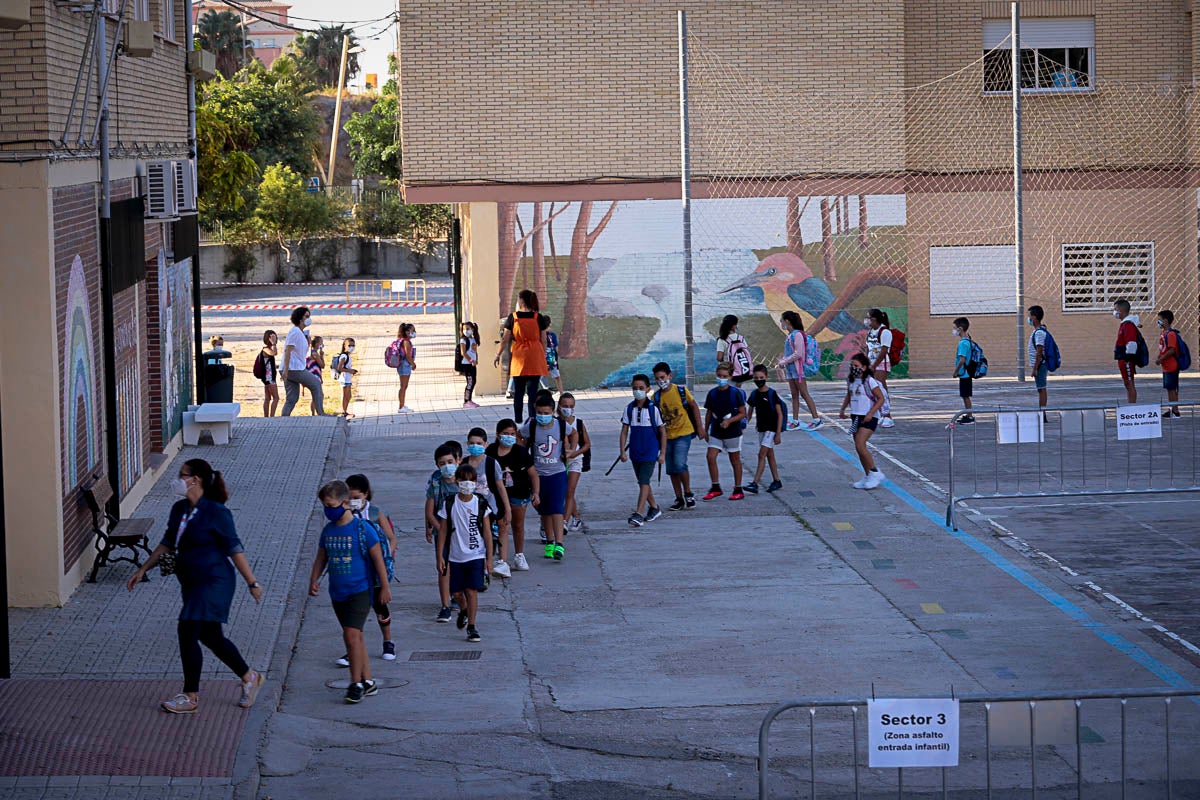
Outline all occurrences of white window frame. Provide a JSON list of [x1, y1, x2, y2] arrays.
[[133, 0, 150, 22], [161, 0, 177, 40], [1061, 242, 1155, 313], [982, 17, 1095, 95], [929, 245, 1018, 316]]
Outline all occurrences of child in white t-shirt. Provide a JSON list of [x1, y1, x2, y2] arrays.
[[865, 308, 895, 427], [838, 353, 887, 490], [334, 338, 357, 418], [435, 463, 493, 643]]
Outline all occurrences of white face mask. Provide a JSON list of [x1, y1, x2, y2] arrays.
[[656, 378, 670, 390], [863, 318, 872, 327], [1113, 310, 1121, 319], [560, 406, 575, 417], [349, 498, 364, 510], [457, 481, 477, 495], [952, 328, 961, 337], [171, 477, 190, 497], [347, 346, 355, 353], [304, 316, 312, 327]]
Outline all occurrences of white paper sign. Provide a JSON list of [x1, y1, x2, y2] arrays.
[[868, 698, 959, 767], [997, 412, 1044, 444], [1116, 404, 1162, 441]]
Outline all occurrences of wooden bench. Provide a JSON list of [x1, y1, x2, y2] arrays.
[[83, 477, 155, 583], [182, 402, 241, 446]]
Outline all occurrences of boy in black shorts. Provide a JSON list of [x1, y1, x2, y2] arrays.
[[436, 464, 494, 642], [310, 480, 391, 704]]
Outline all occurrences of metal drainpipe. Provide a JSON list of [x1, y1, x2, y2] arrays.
[[185, 0, 204, 404], [1, 378, 10, 679], [97, 16, 122, 518]]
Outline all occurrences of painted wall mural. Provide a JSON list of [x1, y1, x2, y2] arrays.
[[500, 195, 909, 387], [159, 251, 194, 442], [114, 289, 145, 494], [63, 254, 100, 492]]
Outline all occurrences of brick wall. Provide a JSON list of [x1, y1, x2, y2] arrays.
[[54, 183, 104, 573], [1, 0, 189, 152]]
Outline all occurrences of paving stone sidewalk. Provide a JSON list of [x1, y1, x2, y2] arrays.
[[3, 416, 341, 799]]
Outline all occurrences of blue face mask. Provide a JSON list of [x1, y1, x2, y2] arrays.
[[715, 377, 730, 387], [324, 506, 346, 523], [499, 434, 517, 447], [536, 413, 553, 426], [467, 443, 486, 457], [439, 463, 457, 479]]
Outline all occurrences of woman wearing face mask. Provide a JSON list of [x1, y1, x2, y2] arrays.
[[494, 290, 550, 424], [838, 354, 887, 489], [127, 459, 265, 714], [487, 419, 540, 572], [558, 392, 590, 532], [281, 306, 326, 416]]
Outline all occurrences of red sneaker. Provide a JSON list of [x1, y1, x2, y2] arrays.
[[702, 489, 723, 501], [729, 491, 745, 501]]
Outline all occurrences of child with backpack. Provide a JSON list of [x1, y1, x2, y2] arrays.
[[519, 391, 578, 560], [435, 464, 493, 643], [716, 315, 754, 385], [952, 317, 976, 424], [1114, 299, 1147, 404], [458, 321, 481, 409], [1027, 306, 1059, 413], [838, 353, 887, 489], [333, 338, 357, 418], [387, 323, 416, 413], [545, 321, 563, 394], [487, 419, 538, 572], [424, 441, 462, 623], [620, 374, 666, 526], [652, 361, 707, 511], [309, 480, 392, 704], [558, 393, 590, 532], [745, 364, 788, 493], [776, 311, 823, 431], [306, 335, 326, 416], [865, 309, 895, 427], [254, 329, 279, 417], [703, 362, 749, 501], [329, 474, 397, 665], [1156, 309, 1187, 418], [464, 427, 511, 578]]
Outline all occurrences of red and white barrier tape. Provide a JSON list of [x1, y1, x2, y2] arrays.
[[201, 301, 455, 311], [201, 281, 348, 287]]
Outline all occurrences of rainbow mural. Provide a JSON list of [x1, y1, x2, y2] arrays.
[[63, 255, 100, 490]]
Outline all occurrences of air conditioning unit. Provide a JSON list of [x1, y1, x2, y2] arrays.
[[145, 160, 179, 219], [0, 0, 31, 29], [173, 159, 197, 215], [187, 49, 217, 81], [123, 20, 154, 57]]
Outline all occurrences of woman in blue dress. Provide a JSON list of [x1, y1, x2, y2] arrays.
[[128, 459, 265, 714]]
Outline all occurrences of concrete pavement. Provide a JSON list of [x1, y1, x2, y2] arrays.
[[253, 389, 1200, 799]]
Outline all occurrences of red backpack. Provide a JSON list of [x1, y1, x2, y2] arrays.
[[252, 351, 266, 380], [888, 328, 906, 366]]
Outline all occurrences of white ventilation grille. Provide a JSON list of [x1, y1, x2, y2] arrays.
[[145, 160, 178, 219]]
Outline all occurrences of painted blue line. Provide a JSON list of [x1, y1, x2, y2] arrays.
[[810, 430, 1196, 691]]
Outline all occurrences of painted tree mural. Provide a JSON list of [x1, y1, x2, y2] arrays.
[[498, 201, 568, 315], [560, 200, 618, 359]]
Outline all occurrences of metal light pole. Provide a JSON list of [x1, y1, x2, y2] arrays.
[[678, 9, 695, 390], [1, 377, 9, 679], [1012, 0, 1026, 382]]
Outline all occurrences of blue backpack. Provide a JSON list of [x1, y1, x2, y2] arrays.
[[802, 333, 821, 378], [1167, 328, 1192, 371], [966, 338, 988, 379], [1039, 327, 1062, 372]]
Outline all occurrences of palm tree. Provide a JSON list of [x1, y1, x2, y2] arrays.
[[195, 10, 253, 79], [292, 26, 359, 88]]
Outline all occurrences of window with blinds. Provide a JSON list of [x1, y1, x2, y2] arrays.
[[1061, 243, 1154, 311], [982, 17, 1094, 93]]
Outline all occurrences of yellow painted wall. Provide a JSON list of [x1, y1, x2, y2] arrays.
[[0, 161, 68, 606], [461, 203, 505, 395]]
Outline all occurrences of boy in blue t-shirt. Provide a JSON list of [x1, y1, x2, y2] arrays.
[[703, 362, 748, 501], [309, 480, 391, 704], [619, 374, 666, 527], [952, 317, 975, 424]]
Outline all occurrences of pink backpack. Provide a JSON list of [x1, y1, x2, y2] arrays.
[[384, 339, 403, 368]]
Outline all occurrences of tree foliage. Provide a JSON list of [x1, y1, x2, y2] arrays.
[[195, 101, 259, 228], [357, 190, 451, 252], [291, 26, 360, 88], [194, 10, 253, 79], [255, 164, 345, 247], [344, 79, 400, 180]]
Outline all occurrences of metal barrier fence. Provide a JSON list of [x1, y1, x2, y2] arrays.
[[946, 401, 1200, 530], [758, 687, 1200, 800], [344, 279, 428, 313]]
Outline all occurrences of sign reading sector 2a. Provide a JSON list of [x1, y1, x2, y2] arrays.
[[868, 698, 959, 768]]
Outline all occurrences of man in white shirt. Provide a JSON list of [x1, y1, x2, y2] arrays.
[[280, 306, 327, 416]]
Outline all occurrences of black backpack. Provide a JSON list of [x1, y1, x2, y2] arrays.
[[442, 493, 491, 536], [576, 419, 591, 473]]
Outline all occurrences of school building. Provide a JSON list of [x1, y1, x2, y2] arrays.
[[397, 0, 1199, 391], [1, 0, 197, 604]]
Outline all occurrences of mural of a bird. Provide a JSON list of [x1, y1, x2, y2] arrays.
[[719, 252, 862, 342]]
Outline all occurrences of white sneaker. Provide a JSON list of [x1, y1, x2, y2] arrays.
[[879, 417, 895, 428], [852, 476, 870, 489], [567, 516, 583, 532], [493, 560, 512, 578], [400, 406, 415, 413], [863, 470, 885, 489], [512, 553, 530, 571]]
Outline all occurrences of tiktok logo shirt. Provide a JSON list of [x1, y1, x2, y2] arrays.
[[520, 418, 576, 476]]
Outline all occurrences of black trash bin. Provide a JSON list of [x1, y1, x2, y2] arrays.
[[203, 348, 234, 403]]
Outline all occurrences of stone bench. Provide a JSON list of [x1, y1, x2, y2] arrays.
[[182, 402, 241, 446]]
